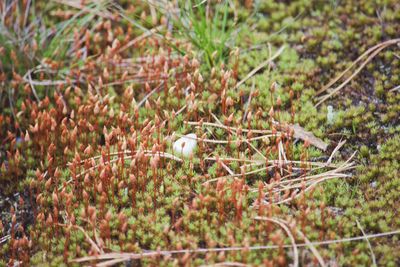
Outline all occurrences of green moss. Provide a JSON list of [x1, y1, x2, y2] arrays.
[[2, 0, 400, 265]]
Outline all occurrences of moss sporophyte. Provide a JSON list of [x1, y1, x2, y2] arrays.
[[1, 0, 400, 266]]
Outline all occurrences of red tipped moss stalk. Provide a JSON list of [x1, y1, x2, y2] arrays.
[[150, 154, 160, 212], [63, 225, 71, 263]]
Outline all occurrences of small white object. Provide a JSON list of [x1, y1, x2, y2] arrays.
[[327, 105, 335, 125], [173, 133, 197, 157]]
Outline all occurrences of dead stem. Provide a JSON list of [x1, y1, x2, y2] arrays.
[[70, 229, 400, 265], [356, 220, 377, 267], [254, 216, 299, 267], [234, 45, 285, 90], [315, 39, 400, 106]]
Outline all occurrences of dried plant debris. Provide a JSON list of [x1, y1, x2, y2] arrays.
[[1, 0, 400, 266]]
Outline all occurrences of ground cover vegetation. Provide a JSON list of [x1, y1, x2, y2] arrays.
[[0, 0, 400, 266]]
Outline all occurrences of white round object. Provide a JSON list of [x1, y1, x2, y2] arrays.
[[173, 133, 197, 157]]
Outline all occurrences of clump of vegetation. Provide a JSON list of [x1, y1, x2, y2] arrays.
[[1, 0, 400, 266], [170, 0, 237, 69]]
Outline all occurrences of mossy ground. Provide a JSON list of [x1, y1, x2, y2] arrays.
[[1, 0, 400, 266]]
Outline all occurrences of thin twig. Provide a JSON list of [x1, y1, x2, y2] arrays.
[[69, 149, 182, 166], [389, 84, 400, 92], [242, 79, 255, 123], [234, 45, 285, 90], [25, 69, 41, 103], [254, 216, 299, 267], [219, 160, 235, 176], [294, 226, 326, 267], [176, 133, 277, 144], [137, 81, 164, 108], [326, 139, 346, 165], [57, 223, 103, 254], [356, 220, 377, 267], [71, 229, 400, 264], [205, 157, 339, 168], [315, 38, 400, 96], [315, 39, 400, 106], [186, 121, 273, 134]]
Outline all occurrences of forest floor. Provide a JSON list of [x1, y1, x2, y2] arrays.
[[1, 1, 400, 266]]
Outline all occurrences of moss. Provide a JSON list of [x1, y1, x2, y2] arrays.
[[1, 0, 400, 265]]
